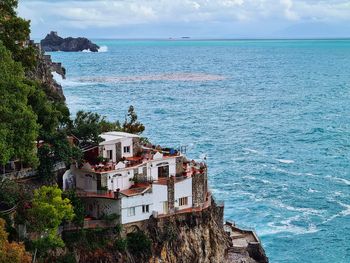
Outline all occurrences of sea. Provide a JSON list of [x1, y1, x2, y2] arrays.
[[50, 39, 350, 263]]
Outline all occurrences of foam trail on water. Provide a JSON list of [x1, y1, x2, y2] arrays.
[[52, 72, 90, 87], [98, 46, 108, 52], [325, 176, 350, 185], [277, 159, 295, 164]]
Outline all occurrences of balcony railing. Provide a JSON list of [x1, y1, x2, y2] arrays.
[[76, 190, 118, 199]]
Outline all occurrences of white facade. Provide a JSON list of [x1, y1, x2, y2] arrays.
[[120, 192, 153, 224], [72, 131, 206, 225], [174, 178, 193, 210], [152, 184, 168, 215], [100, 132, 139, 162]]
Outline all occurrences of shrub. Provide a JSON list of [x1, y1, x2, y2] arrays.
[[114, 238, 127, 252], [126, 231, 151, 257]]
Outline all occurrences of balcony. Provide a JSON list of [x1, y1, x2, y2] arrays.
[[76, 189, 118, 199]]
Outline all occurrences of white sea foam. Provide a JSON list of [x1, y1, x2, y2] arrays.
[[98, 45, 108, 52], [242, 175, 271, 184], [325, 175, 350, 185], [260, 217, 319, 236], [308, 188, 319, 193], [81, 49, 91, 53], [322, 201, 350, 224], [272, 200, 322, 215], [52, 72, 90, 87], [277, 159, 295, 164], [243, 148, 261, 154]]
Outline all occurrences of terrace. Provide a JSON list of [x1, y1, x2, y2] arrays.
[[76, 189, 118, 199], [83, 145, 181, 173]]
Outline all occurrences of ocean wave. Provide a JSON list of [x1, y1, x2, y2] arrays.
[[98, 46, 108, 52], [276, 159, 295, 164], [270, 166, 304, 177], [52, 73, 90, 87], [308, 188, 320, 193], [261, 217, 319, 236], [325, 175, 350, 186], [243, 148, 261, 154], [78, 73, 226, 83], [272, 200, 323, 215], [242, 175, 271, 184], [81, 46, 108, 53], [322, 201, 350, 224]]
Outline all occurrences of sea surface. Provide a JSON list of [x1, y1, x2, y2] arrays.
[[51, 39, 350, 263]]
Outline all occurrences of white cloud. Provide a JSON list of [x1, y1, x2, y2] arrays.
[[18, 0, 350, 37], [280, 0, 299, 20]]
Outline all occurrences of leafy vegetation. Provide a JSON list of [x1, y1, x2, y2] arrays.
[[28, 186, 74, 254], [122, 105, 145, 135], [0, 218, 31, 263], [62, 190, 85, 227], [0, 0, 37, 70], [69, 111, 120, 144], [126, 231, 152, 257], [0, 179, 20, 208], [0, 43, 39, 167], [0, 1, 151, 261]]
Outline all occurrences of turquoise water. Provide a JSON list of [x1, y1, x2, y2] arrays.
[[50, 40, 350, 263]]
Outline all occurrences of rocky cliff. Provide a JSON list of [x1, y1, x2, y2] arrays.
[[26, 44, 66, 101], [41, 31, 100, 52], [57, 200, 268, 263]]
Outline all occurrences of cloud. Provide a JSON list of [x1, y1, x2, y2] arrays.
[[18, 0, 350, 38]]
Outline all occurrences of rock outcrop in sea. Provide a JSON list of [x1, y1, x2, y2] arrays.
[[41, 31, 100, 52]]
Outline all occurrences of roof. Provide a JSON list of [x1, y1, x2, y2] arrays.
[[120, 186, 151, 197], [99, 131, 139, 145]]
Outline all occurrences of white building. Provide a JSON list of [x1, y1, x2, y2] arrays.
[[71, 131, 209, 225]]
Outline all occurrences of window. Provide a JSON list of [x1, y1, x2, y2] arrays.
[[107, 150, 113, 160], [123, 146, 130, 153], [142, 205, 149, 213], [179, 197, 188, 207], [127, 207, 135, 216], [158, 165, 169, 178]]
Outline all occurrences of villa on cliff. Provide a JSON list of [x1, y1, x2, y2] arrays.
[[65, 132, 210, 226]]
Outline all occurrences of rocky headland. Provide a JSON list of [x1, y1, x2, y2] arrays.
[[41, 31, 100, 52]]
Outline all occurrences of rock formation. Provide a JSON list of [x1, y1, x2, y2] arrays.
[[26, 42, 66, 101], [58, 200, 268, 263], [41, 31, 100, 52]]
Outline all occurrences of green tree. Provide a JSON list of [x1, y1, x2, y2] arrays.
[[0, 43, 39, 167], [70, 111, 120, 144], [37, 144, 55, 182], [122, 105, 145, 135], [27, 83, 61, 138], [0, 179, 20, 208], [62, 190, 85, 227], [0, 0, 37, 70], [28, 186, 74, 253]]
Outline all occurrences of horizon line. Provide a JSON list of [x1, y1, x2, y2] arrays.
[[33, 36, 350, 41]]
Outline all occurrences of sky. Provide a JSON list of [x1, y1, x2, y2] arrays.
[[18, 0, 350, 39]]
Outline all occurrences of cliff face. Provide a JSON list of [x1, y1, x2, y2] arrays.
[[145, 202, 231, 263], [26, 48, 66, 101], [41, 31, 100, 52], [58, 201, 267, 263]]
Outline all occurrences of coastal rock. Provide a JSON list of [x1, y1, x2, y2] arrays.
[[26, 48, 66, 101], [41, 31, 100, 52]]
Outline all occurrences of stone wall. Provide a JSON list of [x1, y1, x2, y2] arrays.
[[167, 176, 175, 213], [192, 170, 208, 207]]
